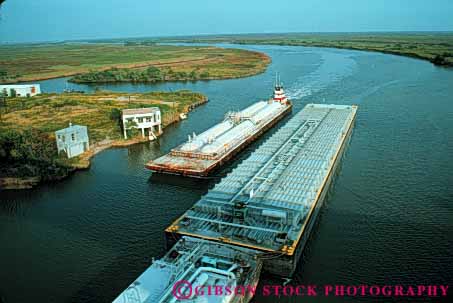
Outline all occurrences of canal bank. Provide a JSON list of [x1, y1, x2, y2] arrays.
[[0, 44, 452, 302], [0, 91, 208, 190]]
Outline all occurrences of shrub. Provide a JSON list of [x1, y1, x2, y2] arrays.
[[110, 108, 122, 121]]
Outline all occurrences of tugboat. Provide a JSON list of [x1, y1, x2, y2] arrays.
[[146, 75, 292, 177], [272, 73, 289, 104], [113, 237, 262, 303]]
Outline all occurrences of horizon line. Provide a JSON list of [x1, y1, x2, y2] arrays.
[[1, 30, 453, 46]]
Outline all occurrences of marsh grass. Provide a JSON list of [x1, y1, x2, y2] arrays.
[[158, 32, 453, 67], [0, 44, 270, 83], [0, 90, 207, 143]]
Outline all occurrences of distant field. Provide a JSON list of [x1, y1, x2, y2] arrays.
[[157, 32, 453, 67], [0, 44, 270, 83]]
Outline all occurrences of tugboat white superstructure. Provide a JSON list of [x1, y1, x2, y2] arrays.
[[113, 237, 262, 303], [272, 74, 288, 103], [146, 79, 292, 177]]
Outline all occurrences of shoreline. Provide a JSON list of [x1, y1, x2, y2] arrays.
[[68, 66, 270, 84], [157, 35, 453, 68], [0, 45, 271, 84], [225, 42, 453, 67], [0, 55, 270, 84], [260, 43, 453, 67], [0, 96, 208, 191]]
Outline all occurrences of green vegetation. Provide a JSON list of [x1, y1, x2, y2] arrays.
[[0, 128, 72, 181], [0, 69, 9, 82], [0, 44, 270, 83], [0, 90, 207, 184], [157, 32, 453, 67], [0, 90, 206, 141], [70, 65, 213, 83]]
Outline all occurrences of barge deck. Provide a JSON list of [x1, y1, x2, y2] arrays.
[[146, 82, 292, 177], [113, 103, 358, 303], [165, 103, 357, 276]]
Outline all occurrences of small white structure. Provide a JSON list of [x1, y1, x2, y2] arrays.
[[55, 123, 90, 158], [0, 84, 41, 97], [122, 107, 162, 140]]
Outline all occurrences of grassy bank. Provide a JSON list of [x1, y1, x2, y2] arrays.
[[0, 44, 270, 83], [0, 90, 207, 189], [157, 32, 453, 67]]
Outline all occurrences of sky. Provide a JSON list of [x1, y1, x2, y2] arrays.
[[0, 0, 452, 43]]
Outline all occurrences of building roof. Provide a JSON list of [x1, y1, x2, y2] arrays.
[[122, 107, 159, 116], [0, 84, 40, 89]]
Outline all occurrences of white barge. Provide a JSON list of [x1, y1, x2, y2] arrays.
[[146, 81, 292, 177], [165, 103, 358, 276], [116, 103, 358, 302]]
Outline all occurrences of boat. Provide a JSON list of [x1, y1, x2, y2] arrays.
[[165, 103, 358, 276], [145, 78, 292, 177], [113, 236, 262, 303], [115, 103, 357, 302], [179, 113, 187, 120]]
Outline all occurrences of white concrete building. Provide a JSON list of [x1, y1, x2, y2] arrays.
[[55, 123, 90, 158], [122, 107, 162, 140], [0, 84, 41, 97]]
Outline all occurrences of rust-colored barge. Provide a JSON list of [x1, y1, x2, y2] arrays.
[[145, 82, 292, 177]]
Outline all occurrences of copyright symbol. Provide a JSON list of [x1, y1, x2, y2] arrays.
[[172, 280, 192, 300]]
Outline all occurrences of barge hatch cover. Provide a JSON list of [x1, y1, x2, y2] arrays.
[[166, 104, 357, 257]]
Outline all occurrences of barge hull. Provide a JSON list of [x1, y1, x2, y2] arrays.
[[263, 111, 356, 276], [146, 103, 292, 177], [165, 104, 358, 277]]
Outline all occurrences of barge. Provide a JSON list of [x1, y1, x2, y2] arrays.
[[165, 103, 357, 276], [145, 81, 292, 177], [114, 103, 357, 302], [113, 237, 262, 303]]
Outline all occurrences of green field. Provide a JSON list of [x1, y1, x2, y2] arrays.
[[156, 32, 453, 67], [0, 44, 270, 83]]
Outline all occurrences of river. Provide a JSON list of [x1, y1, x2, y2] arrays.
[[0, 44, 452, 302]]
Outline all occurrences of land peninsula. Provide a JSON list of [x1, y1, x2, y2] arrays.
[[0, 90, 207, 189], [0, 44, 271, 84], [157, 32, 453, 67]]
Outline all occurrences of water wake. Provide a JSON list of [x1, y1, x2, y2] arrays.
[[286, 51, 357, 101]]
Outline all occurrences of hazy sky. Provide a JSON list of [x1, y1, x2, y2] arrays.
[[0, 0, 452, 43]]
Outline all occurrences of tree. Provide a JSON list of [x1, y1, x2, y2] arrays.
[[432, 55, 446, 66], [0, 128, 70, 180], [146, 66, 161, 80], [124, 120, 139, 138], [110, 108, 122, 121], [176, 71, 187, 80], [200, 71, 210, 79], [9, 88, 16, 98], [0, 128, 56, 163], [0, 92, 6, 122]]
